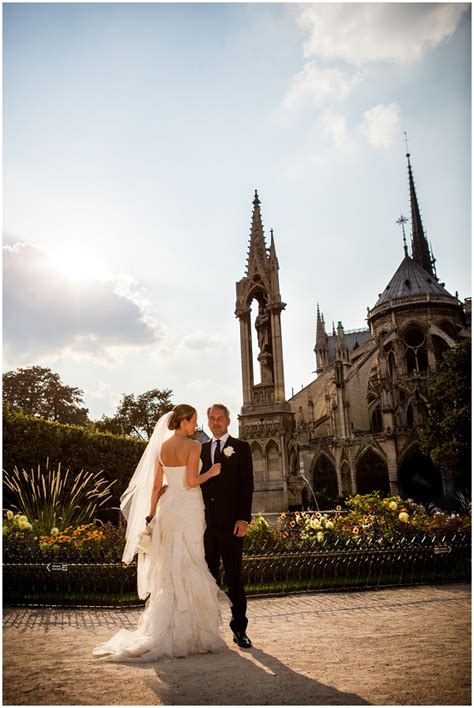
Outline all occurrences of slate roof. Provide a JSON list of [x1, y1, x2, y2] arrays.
[[327, 328, 372, 362], [373, 255, 454, 308]]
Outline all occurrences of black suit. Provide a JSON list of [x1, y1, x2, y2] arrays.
[[200, 435, 254, 633]]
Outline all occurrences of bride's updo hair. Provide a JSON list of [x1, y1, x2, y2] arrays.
[[168, 404, 197, 431]]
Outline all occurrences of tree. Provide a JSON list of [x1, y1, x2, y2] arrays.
[[95, 388, 173, 439], [419, 338, 471, 491], [2, 366, 90, 426]]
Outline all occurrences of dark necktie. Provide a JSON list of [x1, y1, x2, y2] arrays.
[[214, 439, 222, 464]]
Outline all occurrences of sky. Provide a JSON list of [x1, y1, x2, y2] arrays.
[[3, 2, 471, 437]]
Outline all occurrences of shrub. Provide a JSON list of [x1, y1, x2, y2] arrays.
[[2, 409, 146, 507]]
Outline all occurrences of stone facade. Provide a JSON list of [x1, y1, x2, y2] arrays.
[[237, 155, 470, 512]]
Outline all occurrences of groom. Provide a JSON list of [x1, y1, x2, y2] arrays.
[[200, 403, 254, 648]]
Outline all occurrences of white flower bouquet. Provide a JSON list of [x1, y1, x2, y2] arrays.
[[137, 530, 152, 554]]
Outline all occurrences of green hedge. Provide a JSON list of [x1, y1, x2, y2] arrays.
[[2, 410, 146, 509]]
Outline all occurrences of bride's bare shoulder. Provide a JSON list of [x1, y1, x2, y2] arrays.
[[188, 439, 202, 453]]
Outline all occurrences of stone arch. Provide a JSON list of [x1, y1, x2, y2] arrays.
[[356, 448, 390, 495], [433, 318, 461, 341], [251, 441, 264, 482], [398, 444, 443, 503], [311, 453, 338, 502], [265, 439, 280, 481], [432, 334, 450, 364]]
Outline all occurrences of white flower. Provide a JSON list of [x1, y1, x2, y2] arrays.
[[316, 532, 325, 543], [398, 512, 409, 523], [6, 511, 14, 521], [18, 518, 29, 530], [325, 520, 334, 529], [223, 446, 235, 458], [50, 527, 59, 536], [388, 501, 398, 511], [137, 530, 152, 553]]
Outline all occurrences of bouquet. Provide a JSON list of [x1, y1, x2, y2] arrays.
[[137, 517, 156, 554]]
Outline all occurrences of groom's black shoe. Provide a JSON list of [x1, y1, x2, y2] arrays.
[[233, 631, 252, 648]]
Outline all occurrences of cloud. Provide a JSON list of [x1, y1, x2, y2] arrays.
[[282, 62, 360, 111], [83, 381, 122, 415], [361, 102, 401, 147], [319, 109, 352, 150], [178, 331, 228, 355], [297, 3, 467, 66], [3, 242, 164, 366]]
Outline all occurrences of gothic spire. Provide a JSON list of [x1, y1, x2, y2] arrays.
[[315, 304, 327, 348], [268, 228, 279, 268], [406, 151, 434, 276], [246, 189, 268, 277]]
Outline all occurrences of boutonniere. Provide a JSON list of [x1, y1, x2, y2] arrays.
[[223, 446, 235, 458]]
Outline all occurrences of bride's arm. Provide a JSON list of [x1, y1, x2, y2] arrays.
[[186, 441, 221, 487], [147, 462, 164, 519]]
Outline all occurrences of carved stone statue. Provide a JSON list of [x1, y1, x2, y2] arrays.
[[255, 303, 274, 383], [255, 303, 271, 353]]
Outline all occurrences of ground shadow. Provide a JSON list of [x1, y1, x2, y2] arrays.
[[145, 644, 371, 705]]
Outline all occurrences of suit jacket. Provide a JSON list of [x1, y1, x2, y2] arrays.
[[200, 435, 254, 532]]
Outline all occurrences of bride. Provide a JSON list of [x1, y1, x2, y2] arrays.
[[93, 404, 226, 661]]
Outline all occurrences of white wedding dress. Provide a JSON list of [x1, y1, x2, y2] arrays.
[[93, 461, 227, 662]]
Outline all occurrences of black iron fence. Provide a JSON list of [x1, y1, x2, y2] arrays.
[[3, 533, 470, 608]]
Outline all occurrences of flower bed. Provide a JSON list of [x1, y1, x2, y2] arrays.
[[3, 493, 471, 606], [244, 493, 471, 553]]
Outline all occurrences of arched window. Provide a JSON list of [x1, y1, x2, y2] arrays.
[[251, 442, 264, 482], [311, 454, 338, 500], [404, 326, 428, 374], [356, 449, 390, 495], [371, 406, 383, 433], [388, 350, 396, 380], [266, 441, 280, 481]]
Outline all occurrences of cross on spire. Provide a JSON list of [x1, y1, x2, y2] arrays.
[[404, 131, 410, 155], [396, 214, 409, 257]]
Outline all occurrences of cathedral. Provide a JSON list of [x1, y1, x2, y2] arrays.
[[235, 153, 471, 513]]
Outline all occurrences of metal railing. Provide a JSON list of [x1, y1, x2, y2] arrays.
[[3, 533, 470, 608]]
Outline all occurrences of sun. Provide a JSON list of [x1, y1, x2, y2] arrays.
[[50, 247, 110, 282]]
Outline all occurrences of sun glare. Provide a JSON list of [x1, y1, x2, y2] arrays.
[[50, 247, 110, 282]]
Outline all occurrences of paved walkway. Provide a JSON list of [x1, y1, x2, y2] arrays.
[[3, 583, 471, 705]]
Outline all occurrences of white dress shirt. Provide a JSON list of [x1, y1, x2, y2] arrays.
[[212, 432, 230, 464]]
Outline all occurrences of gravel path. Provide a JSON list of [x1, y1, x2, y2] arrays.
[[3, 583, 471, 705]]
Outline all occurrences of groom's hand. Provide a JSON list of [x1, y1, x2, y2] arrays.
[[233, 520, 249, 537]]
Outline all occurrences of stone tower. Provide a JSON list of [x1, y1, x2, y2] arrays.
[[235, 191, 295, 512]]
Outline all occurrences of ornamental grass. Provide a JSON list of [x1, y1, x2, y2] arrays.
[[3, 460, 115, 535]]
